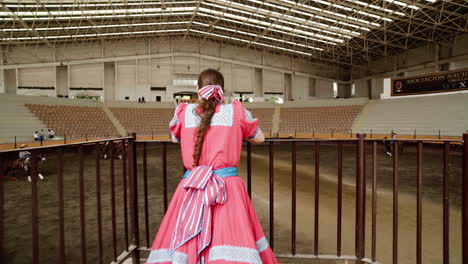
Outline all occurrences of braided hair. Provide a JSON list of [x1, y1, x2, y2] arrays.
[[193, 69, 224, 166]]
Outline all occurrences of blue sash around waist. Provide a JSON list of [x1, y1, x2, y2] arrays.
[[182, 166, 238, 179]]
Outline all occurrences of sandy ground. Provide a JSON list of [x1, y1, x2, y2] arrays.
[[2, 142, 463, 264]]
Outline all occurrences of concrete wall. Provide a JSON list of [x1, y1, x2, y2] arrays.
[[0, 37, 342, 101], [0, 69, 4, 94], [315, 79, 334, 98], [292, 75, 308, 100], [351, 33, 468, 99], [17, 67, 55, 96]]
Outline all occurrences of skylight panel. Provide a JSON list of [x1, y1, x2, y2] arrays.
[[1, 29, 186, 41], [1, 21, 191, 32], [190, 29, 320, 55], [193, 21, 324, 51]]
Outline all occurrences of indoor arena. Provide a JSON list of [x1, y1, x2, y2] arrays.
[[0, 1, 467, 264]]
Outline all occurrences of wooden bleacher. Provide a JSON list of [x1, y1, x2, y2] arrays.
[[26, 104, 119, 139]]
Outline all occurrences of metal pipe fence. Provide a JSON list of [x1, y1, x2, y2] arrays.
[[0, 134, 467, 264]]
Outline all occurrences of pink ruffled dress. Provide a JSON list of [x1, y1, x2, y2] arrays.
[[146, 100, 278, 264]]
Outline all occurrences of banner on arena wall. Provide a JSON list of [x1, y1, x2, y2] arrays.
[[391, 68, 468, 96]]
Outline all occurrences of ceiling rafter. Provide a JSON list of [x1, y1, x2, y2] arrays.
[[0, 0, 466, 67], [201, 0, 410, 49], [246, 0, 309, 49], [182, 0, 203, 40], [0, 3, 53, 47]]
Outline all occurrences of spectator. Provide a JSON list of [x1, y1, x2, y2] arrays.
[[47, 128, 55, 139], [142, 96, 146, 103], [138, 97, 142, 103], [33, 131, 39, 141], [38, 129, 45, 142]]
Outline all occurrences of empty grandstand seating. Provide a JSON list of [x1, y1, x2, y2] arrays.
[[354, 93, 468, 136], [279, 105, 364, 135], [26, 104, 118, 139], [109, 107, 175, 136], [3, 93, 466, 144]]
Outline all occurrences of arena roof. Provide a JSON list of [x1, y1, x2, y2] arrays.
[[0, 0, 467, 67]]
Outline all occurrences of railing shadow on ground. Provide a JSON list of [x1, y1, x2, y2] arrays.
[[0, 133, 467, 264]]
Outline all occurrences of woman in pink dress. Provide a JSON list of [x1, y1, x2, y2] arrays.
[[146, 69, 278, 264]]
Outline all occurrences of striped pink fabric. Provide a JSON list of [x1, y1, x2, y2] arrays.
[[198, 84, 224, 102], [169, 165, 227, 255]]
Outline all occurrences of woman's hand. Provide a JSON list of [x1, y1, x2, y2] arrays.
[[245, 130, 265, 144]]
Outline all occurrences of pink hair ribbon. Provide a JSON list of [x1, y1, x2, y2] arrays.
[[198, 84, 224, 102]]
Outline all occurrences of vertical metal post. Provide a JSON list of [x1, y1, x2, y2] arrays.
[[416, 142, 423, 264], [337, 142, 343, 257], [443, 142, 450, 264], [269, 141, 274, 250], [355, 134, 365, 264], [58, 148, 66, 263], [463, 133, 468, 264], [0, 154, 4, 263], [78, 145, 86, 264], [372, 141, 377, 263], [110, 142, 117, 261], [64, 134, 67, 144], [95, 144, 103, 264], [393, 138, 399, 264], [291, 141, 296, 255], [314, 141, 320, 256], [128, 133, 140, 263], [122, 139, 129, 249], [31, 154, 39, 264], [143, 142, 150, 248], [14, 136, 17, 149]]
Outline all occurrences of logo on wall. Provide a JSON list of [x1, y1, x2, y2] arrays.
[[394, 81, 403, 93], [391, 68, 468, 96]]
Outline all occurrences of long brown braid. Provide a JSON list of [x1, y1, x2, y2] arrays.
[[193, 69, 224, 166]]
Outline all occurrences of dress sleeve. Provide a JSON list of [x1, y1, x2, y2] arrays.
[[169, 104, 186, 142], [240, 105, 261, 139]]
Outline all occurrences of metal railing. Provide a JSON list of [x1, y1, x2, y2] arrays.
[[0, 136, 133, 264], [0, 133, 467, 264]]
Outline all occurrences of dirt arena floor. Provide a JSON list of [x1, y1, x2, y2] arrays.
[[2, 141, 463, 264]]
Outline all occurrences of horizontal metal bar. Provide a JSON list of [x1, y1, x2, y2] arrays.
[[275, 254, 382, 264], [277, 254, 357, 260], [135, 137, 463, 144], [134, 140, 174, 143], [364, 138, 462, 143], [0, 136, 133, 153], [136, 139, 360, 144]]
